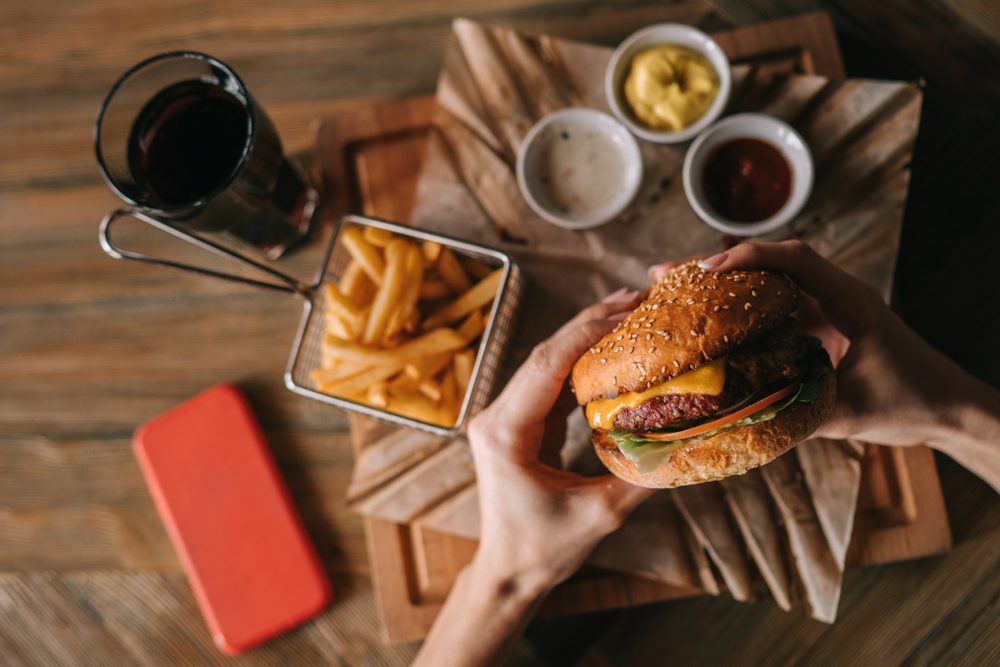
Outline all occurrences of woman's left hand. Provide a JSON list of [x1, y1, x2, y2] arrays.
[[415, 289, 653, 667]]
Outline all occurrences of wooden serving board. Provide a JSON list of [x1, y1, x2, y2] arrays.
[[316, 12, 951, 643]]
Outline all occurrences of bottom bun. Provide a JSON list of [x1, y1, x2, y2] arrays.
[[593, 372, 836, 488]]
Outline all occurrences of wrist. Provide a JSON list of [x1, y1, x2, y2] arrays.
[[465, 552, 554, 615]]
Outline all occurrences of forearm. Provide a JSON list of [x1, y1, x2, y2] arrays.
[[414, 555, 550, 667], [930, 377, 1000, 493]]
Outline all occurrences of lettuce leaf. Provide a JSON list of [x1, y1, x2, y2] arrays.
[[608, 341, 831, 473]]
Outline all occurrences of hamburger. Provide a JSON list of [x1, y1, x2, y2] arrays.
[[571, 262, 835, 488]]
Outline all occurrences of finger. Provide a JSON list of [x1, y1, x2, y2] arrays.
[[697, 241, 877, 336], [796, 292, 849, 366], [494, 297, 639, 431], [648, 255, 708, 282]]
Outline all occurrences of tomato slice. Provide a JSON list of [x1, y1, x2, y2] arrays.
[[633, 383, 799, 442]]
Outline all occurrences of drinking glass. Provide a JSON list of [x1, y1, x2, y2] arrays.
[[95, 51, 318, 259]]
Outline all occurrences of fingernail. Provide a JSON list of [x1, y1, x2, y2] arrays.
[[601, 287, 628, 303], [605, 311, 630, 323], [648, 265, 666, 280], [698, 252, 728, 270], [603, 288, 639, 304]]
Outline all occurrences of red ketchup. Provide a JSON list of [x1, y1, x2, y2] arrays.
[[703, 138, 792, 223]]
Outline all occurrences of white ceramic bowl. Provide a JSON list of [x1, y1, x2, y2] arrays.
[[605, 23, 732, 144], [682, 113, 814, 237], [516, 108, 642, 229]]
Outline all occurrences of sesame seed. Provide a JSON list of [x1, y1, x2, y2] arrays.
[[713, 305, 720, 312], [600, 358, 607, 364], [645, 333, 652, 340], [744, 302, 751, 310], [728, 292, 736, 297], [723, 334, 730, 342], [615, 334, 623, 341], [615, 346, 624, 352], [722, 305, 731, 310], [751, 290, 758, 297], [690, 329, 698, 337], [674, 360, 680, 367]]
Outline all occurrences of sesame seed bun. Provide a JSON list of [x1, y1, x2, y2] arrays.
[[571, 262, 798, 404], [592, 371, 836, 488]]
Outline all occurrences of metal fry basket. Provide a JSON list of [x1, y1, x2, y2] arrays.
[[99, 211, 523, 436]]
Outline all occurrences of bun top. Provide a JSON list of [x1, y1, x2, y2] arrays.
[[572, 262, 798, 404]]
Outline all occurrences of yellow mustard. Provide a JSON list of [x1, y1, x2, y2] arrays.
[[623, 44, 719, 131]]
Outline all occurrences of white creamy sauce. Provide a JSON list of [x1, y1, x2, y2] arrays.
[[535, 122, 628, 217]]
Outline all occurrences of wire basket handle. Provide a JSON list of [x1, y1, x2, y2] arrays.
[[99, 208, 310, 295]]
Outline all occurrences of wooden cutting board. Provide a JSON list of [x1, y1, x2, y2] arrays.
[[316, 12, 950, 643]]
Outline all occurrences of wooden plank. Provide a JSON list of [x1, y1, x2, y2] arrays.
[[0, 574, 135, 667]]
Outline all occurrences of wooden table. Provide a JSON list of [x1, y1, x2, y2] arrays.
[[2, 1, 998, 665]]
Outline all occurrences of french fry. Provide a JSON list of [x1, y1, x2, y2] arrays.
[[423, 269, 502, 329], [418, 279, 451, 301], [418, 378, 442, 403], [388, 371, 419, 394], [325, 311, 353, 341], [341, 261, 375, 305], [316, 363, 400, 397], [439, 366, 459, 425], [456, 309, 484, 342], [341, 226, 385, 285], [463, 257, 494, 280], [404, 352, 454, 381], [403, 307, 420, 334], [384, 245, 424, 340], [324, 328, 467, 365], [363, 239, 410, 344], [363, 226, 394, 248], [312, 358, 374, 386], [390, 389, 453, 427], [366, 381, 390, 408], [323, 283, 363, 321], [453, 349, 474, 399], [436, 248, 472, 293], [421, 240, 442, 263]]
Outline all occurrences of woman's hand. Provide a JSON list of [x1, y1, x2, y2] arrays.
[[415, 289, 653, 667], [467, 289, 653, 593], [650, 241, 1000, 490]]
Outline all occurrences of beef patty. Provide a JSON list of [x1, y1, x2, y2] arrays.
[[611, 324, 808, 432]]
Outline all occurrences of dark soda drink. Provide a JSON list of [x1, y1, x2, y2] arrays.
[[127, 80, 248, 207]]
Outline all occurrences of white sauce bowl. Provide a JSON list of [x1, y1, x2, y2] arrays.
[[682, 113, 814, 237], [516, 108, 642, 229], [605, 23, 732, 144]]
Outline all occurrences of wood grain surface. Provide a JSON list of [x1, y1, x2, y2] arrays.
[[1, 0, 998, 665]]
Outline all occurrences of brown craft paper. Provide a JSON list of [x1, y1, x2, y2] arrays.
[[345, 19, 921, 622], [721, 470, 795, 610]]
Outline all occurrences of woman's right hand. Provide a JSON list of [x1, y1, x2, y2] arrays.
[[649, 241, 1000, 459]]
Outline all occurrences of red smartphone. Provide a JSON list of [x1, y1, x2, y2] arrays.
[[134, 385, 331, 654]]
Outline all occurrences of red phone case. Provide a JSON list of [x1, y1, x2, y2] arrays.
[[133, 385, 331, 654]]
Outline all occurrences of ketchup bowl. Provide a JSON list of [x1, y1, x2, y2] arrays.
[[682, 113, 813, 237]]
